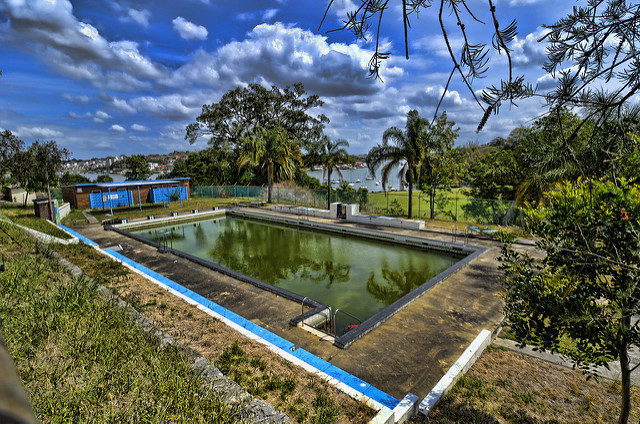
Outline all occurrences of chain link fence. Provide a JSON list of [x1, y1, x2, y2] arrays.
[[192, 185, 521, 226]]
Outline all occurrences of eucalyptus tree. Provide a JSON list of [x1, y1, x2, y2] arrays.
[[186, 83, 327, 149], [367, 110, 429, 219], [238, 126, 301, 203], [308, 136, 350, 209]]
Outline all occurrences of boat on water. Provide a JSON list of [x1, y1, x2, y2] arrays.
[[365, 176, 374, 180], [348, 183, 355, 187], [355, 179, 361, 183], [375, 181, 380, 185]]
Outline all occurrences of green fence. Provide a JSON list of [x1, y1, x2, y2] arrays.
[[192, 185, 521, 226]]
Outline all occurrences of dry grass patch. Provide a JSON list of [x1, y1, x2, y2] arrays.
[[413, 346, 639, 424], [54, 241, 375, 424]]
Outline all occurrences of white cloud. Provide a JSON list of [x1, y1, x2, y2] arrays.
[[237, 8, 279, 21], [412, 35, 464, 58], [172, 17, 208, 40], [63, 94, 91, 103], [1, 0, 162, 89], [110, 124, 126, 133], [120, 8, 151, 27], [95, 110, 111, 120], [512, 27, 551, 67], [16, 126, 64, 139], [131, 123, 149, 132], [69, 111, 91, 119]]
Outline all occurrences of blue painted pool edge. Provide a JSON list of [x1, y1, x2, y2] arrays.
[[57, 225, 400, 410]]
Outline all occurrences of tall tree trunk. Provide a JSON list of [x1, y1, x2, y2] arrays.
[[407, 178, 413, 219], [618, 340, 631, 424], [267, 161, 273, 204], [327, 168, 332, 210], [23, 190, 29, 207]]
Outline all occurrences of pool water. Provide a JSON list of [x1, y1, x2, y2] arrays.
[[132, 216, 460, 327]]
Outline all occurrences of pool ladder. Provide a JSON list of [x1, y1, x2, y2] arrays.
[[300, 297, 362, 337]]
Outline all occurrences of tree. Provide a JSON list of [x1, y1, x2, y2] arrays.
[[368, 110, 452, 219], [0, 130, 23, 184], [307, 137, 350, 209], [186, 83, 328, 149], [417, 113, 458, 219], [124, 155, 151, 181], [60, 172, 90, 186], [95, 174, 114, 183], [323, 1, 640, 135], [500, 178, 640, 424], [238, 127, 301, 203], [28, 141, 69, 217]]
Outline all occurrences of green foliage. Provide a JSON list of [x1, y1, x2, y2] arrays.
[[60, 172, 90, 186], [95, 174, 113, 183], [124, 154, 151, 181], [186, 83, 327, 149], [0, 239, 240, 423], [307, 136, 350, 208], [0, 129, 24, 183], [238, 126, 302, 203], [388, 198, 404, 217], [293, 167, 321, 189], [500, 178, 640, 423]]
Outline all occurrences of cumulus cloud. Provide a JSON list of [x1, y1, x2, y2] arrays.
[[95, 110, 111, 120], [16, 126, 64, 139], [120, 8, 151, 27], [169, 23, 401, 98], [172, 17, 208, 40], [1, 0, 162, 90], [131, 123, 149, 132], [512, 27, 551, 67], [69, 111, 91, 119], [110, 124, 126, 133], [407, 85, 463, 108], [412, 35, 464, 58], [63, 94, 91, 103]]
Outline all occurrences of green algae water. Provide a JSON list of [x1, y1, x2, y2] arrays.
[[132, 216, 460, 326]]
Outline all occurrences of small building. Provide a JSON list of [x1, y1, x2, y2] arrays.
[[62, 178, 190, 210], [2, 186, 42, 204]]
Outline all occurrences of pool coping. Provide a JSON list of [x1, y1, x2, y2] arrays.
[[57, 224, 399, 415], [107, 208, 486, 348]]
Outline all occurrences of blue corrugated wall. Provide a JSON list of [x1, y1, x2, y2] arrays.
[[151, 186, 188, 203], [89, 191, 134, 209]]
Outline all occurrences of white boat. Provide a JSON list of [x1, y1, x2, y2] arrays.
[[356, 179, 361, 183], [375, 181, 380, 185], [365, 176, 374, 180], [348, 183, 355, 187]]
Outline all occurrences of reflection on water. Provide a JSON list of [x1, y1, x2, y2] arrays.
[[133, 216, 459, 323]]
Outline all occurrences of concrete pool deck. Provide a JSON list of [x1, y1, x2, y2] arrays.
[[71, 208, 517, 400]]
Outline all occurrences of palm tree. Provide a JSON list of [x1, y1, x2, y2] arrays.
[[367, 110, 429, 219], [311, 136, 350, 209], [238, 126, 301, 203]]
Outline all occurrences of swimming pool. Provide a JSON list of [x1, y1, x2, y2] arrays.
[[131, 214, 459, 321]]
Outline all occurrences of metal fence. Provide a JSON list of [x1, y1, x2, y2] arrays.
[[192, 185, 521, 226]]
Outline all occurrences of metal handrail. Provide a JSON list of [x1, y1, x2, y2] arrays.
[[332, 308, 362, 336], [300, 297, 313, 326]]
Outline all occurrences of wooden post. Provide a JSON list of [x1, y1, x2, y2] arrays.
[[137, 185, 142, 211]]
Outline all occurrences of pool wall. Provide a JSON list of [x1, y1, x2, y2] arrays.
[[108, 208, 486, 348]]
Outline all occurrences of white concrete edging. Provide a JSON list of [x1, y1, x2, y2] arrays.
[[368, 393, 419, 424], [418, 329, 492, 416], [0, 218, 78, 245]]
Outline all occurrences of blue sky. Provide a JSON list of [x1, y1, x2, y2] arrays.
[[0, 0, 569, 158]]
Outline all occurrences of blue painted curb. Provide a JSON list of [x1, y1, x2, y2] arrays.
[[58, 225, 98, 246], [82, 246, 401, 410]]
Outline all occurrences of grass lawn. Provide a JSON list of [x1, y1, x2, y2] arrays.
[[0, 221, 241, 422], [0, 205, 72, 239], [51, 241, 375, 423], [88, 196, 261, 223], [413, 346, 639, 423], [61, 209, 89, 226], [366, 188, 517, 226]]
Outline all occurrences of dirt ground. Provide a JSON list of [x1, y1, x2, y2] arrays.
[[54, 243, 375, 424], [413, 346, 640, 424]]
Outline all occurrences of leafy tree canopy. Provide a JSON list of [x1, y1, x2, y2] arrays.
[[186, 83, 328, 149], [124, 154, 151, 181], [60, 172, 90, 186], [500, 177, 640, 424], [95, 174, 114, 183]]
